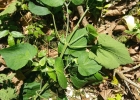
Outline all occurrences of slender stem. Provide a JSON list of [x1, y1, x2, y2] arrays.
[[65, 2, 70, 37], [51, 13, 60, 40], [60, 7, 89, 58]]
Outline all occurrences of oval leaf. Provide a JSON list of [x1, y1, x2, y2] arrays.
[[28, 1, 51, 15], [0, 30, 9, 38], [72, 0, 84, 5], [40, 0, 65, 7], [0, 43, 37, 70], [54, 57, 67, 89], [10, 31, 24, 38]]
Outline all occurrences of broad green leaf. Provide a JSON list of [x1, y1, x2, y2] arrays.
[[8, 35, 15, 46], [72, 0, 84, 5], [0, 30, 9, 38], [0, 43, 37, 70], [39, 56, 47, 66], [28, 1, 51, 15], [54, 57, 67, 89], [89, 34, 133, 69], [0, 0, 21, 16], [70, 75, 87, 89], [86, 24, 98, 37], [78, 52, 102, 76], [0, 88, 17, 100], [10, 31, 25, 38], [41, 0, 65, 7]]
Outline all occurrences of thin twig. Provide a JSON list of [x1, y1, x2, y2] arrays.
[[115, 69, 140, 89], [122, 64, 140, 73]]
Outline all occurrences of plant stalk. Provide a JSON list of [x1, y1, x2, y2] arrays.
[[51, 13, 60, 40], [65, 2, 70, 37], [60, 7, 89, 58]]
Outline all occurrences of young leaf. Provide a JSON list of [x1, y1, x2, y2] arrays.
[[41, 0, 65, 7], [86, 24, 98, 37], [10, 31, 25, 38], [78, 52, 102, 76], [89, 34, 133, 69], [0, 0, 21, 16], [28, 1, 51, 16], [39, 56, 47, 66], [8, 35, 15, 46], [0, 30, 9, 38], [0, 43, 37, 70], [54, 57, 67, 89], [72, 0, 84, 5]]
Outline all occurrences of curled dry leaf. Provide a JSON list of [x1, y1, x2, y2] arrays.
[[105, 6, 125, 16]]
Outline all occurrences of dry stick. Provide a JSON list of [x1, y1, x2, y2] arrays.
[[122, 64, 140, 73], [77, 6, 89, 27], [115, 69, 140, 89]]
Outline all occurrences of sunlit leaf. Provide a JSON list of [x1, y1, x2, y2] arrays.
[[89, 34, 133, 69], [0, 43, 37, 70], [0, 30, 9, 38], [10, 31, 25, 38]]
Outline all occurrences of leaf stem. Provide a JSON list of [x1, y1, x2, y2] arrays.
[[60, 7, 89, 58], [64, 2, 70, 37], [51, 13, 60, 40]]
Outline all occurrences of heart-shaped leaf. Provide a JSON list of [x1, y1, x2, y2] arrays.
[[0, 43, 37, 70]]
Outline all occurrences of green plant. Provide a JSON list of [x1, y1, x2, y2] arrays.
[[0, 30, 24, 46], [0, 0, 133, 99]]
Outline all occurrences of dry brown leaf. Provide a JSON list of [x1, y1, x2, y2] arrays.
[[100, 89, 112, 100]]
